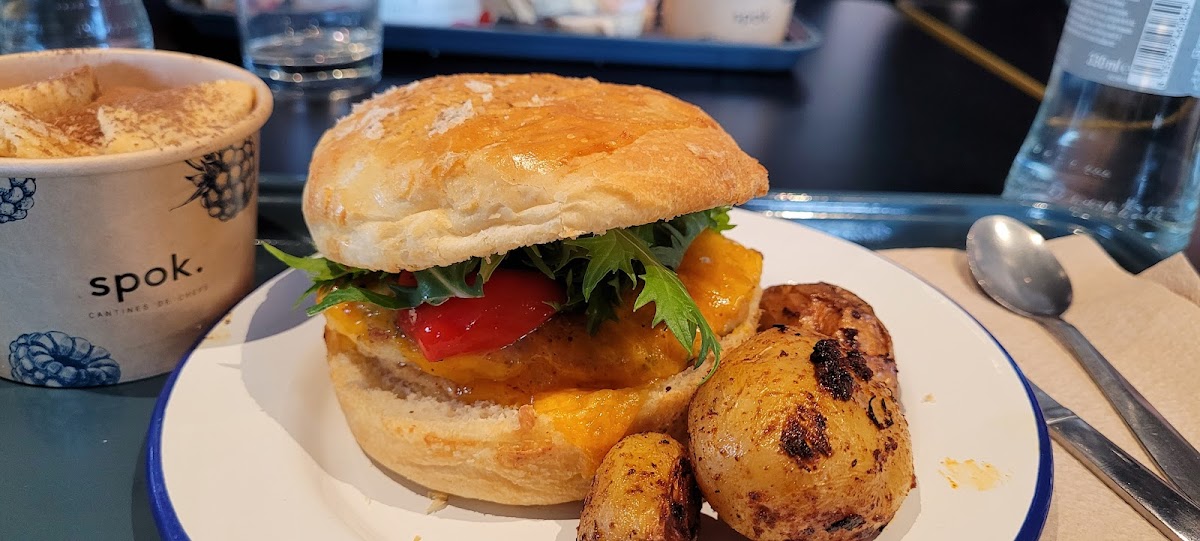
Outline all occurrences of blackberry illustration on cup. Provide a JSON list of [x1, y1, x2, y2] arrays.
[[177, 137, 256, 221], [9, 331, 121, 387], [0, 177, 36, 224]]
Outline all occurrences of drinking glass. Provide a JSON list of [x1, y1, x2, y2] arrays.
[[0, 0, 154, 53], [235, 0, 382, 97]]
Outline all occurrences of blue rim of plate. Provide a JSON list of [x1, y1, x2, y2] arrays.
[[964, 321, 1054, 540], [883, 267, 1054, 540], [145, 321, 205, 540], [145, 231, 1054, 541]]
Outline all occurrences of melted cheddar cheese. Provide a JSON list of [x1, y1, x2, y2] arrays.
[[324, 230, 762, 460]]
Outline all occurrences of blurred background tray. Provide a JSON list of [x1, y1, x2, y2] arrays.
[[740, 192, 1167, 272], [164, 0, 821, 71]]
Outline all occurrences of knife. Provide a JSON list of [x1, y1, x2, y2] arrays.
[[1032, 382, 1200, 540]]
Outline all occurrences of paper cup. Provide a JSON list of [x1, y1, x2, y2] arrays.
[[660, 0, 796, 45], [0, 49, 273, 387]]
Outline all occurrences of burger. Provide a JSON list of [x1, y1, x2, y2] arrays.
[[267, 73, 768, 505]]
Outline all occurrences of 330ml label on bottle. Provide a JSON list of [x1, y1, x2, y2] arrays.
[[1057, 0, 1200, 96]]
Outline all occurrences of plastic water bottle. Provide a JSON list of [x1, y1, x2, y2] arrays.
[[0, 0, 155, 53], [1004, 0, 1200, 254]]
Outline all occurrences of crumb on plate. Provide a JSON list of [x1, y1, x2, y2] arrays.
[[426, 491, 449, 514], [939, 458, 1005, 490]]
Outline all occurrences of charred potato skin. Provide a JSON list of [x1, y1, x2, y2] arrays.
[[758, 283, 900, 400], [758, 283, 892, 358], [688, 327, 914, 541], [577, 433, 701, 541]]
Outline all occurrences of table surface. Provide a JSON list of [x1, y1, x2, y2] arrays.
[[0, 1, 1132, 539]]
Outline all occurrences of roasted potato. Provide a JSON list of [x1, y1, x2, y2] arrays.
[[758, 283, 899, 400], [688, 327, 914, 541], [578, 433, 701, 541]]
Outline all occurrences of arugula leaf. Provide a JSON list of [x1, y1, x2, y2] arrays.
[[584, 275, 623, 332], [566, 234, 638, 301], [405, 260, 485, 306], [637, 265, 719, 365], [307, 284, 407, 316], [262, 243, 355, 282], [612, 229, 720, 367], [565, 228, 720, 366], [652, 212, 713, 269], [708, 206, 734, 232], [478, 254, 505, 282], [263, 244, 493, 313], [551, 242, 586, 272], [522, 246, 557, 279]]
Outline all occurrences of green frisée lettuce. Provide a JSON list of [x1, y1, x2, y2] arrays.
[[264, 207, 734, 367], [262, 245, 506, 314]]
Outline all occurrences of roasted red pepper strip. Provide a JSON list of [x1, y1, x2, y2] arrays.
[[395, 269, 565, 360]]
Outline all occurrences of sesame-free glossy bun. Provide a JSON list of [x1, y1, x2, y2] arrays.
[[303, 73, 769, 272]]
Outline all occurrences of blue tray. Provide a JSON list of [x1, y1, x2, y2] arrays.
[[164, 0, 821, 71], [740, 191, 1168, 272]]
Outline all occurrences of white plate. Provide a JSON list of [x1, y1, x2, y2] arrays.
[[147, 210, 1051, 540]]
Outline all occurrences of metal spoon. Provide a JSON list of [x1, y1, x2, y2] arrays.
[[966, 215, 1200, 505]]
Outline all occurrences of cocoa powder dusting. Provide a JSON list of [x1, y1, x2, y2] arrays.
[[102, 84, 226, 143], [51, 109, 103, 145], [49, 84, 153, 145]]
